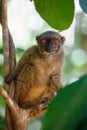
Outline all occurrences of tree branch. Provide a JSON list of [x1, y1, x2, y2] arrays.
[[0, 85, 29, 130], [0, 85, 17, 114], [2, 0, 10, 80], [0, 1, 31, 130]]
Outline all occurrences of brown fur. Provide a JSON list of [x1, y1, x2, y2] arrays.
[[5, 31, 65, 117]]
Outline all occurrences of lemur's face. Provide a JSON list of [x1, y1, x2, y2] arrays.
[[36, 31, 65, 53]]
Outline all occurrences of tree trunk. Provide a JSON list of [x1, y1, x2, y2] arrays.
[[1, 0, 30, 129]]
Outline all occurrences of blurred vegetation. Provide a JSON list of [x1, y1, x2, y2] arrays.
[[0, 0, 87, 130], [42, 75, 87, 130]]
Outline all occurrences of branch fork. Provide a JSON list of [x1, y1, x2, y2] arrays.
[[0, 85, 30, 130]]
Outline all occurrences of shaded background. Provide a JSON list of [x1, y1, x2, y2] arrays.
[[0, 0, 87, 129]]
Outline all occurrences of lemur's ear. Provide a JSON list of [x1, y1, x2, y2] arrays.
[[61, 36, 65, 43], [36, 35, 39, 41]]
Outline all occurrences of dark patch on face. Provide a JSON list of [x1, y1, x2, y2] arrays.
[[36, 31, 65, 53]]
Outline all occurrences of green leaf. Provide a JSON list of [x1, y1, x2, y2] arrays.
[[34, 0, 75, 30], [41, 75, 87, 130], [79, 0, 87, 14], [0, 116, 6, 130], [0, 96, 5, 107]]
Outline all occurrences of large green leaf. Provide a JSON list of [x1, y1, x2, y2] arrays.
[[34, 0, 75, 30], [79, 0, 87, 14], [0, 116, 6, 130], [41, 75, 87, 130]]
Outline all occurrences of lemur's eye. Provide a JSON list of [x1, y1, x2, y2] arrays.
[[41, 39, 47, 44], [53, 39, 59, 44]]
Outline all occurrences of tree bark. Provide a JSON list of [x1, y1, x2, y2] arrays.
[[2, 0, 10, 80], [0, 85, 29, 130], [1, 0, 30, 130]]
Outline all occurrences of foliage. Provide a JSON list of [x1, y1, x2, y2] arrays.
[[79, 0, 87, 14], [41, 75, 87, 130], [34, 0, 87, 30], [0, 116, 6, 130], [34, 0, 74, 30]]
